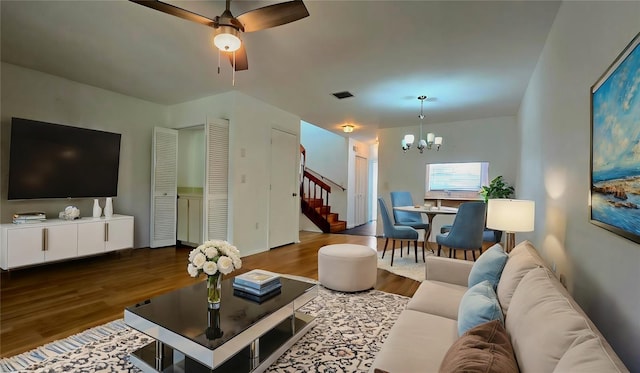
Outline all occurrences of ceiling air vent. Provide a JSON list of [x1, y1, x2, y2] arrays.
[[332, 91, 354, 99]]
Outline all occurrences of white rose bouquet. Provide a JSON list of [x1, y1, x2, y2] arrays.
[[187, 240, 242, 278], [187, 240, 242, 307]]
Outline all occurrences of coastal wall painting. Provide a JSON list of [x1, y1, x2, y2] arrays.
[[591, 32, 640, 244]]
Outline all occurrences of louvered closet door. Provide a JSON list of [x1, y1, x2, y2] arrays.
[[205, 119, 229, 241], [150, 127, 178, 248]]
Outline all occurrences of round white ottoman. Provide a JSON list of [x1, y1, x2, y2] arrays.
[[318, 244, 377, 292]]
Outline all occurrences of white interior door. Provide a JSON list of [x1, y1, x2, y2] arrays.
[[150, 127, 178, 248], [204, 118, 229, 241], [269, 129, 299, 248], [369, 160, 378, 222], [355, 155, 368, 226]]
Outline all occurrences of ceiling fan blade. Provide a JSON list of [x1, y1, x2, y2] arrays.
[[130, 0, 215, 27], [224, 44, 248, 71], [236, 1, 309, 33]]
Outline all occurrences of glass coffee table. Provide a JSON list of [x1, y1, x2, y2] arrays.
[[124, 273, 318, 372]]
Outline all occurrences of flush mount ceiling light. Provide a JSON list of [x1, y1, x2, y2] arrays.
[[402, 95, 443, 153], [342, 124, 354, 133]]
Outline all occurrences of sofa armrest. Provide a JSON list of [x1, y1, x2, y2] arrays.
[[425, 256, 473, 287]]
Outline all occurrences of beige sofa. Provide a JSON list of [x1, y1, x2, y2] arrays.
[[371, 241, 629, 373]]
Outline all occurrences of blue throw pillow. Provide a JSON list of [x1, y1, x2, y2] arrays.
[[468, 244, 508, 289], [458, 280, 504, 336]]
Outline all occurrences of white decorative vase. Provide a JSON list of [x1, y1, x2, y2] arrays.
[[92, 199, 102, 218], [104, 197, 113, 218]]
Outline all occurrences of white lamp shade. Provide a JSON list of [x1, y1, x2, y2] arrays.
[[404, 134, 415, 145], [486, 199, 535, 232], [214, 26, 241, 52], [434, 136, 443, 145], [426, 133, 435, 143]]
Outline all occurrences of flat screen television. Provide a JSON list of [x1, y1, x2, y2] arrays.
[[8, 117, 122, 200]]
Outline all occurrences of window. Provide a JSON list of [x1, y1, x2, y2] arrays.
[[425, 162, 489, 199]]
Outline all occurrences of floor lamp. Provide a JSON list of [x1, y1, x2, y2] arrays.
[[486, 199, 535, 252]]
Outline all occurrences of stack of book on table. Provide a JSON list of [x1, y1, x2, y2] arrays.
[[233, 270, 282, 303], [12, 212, 46, 224]]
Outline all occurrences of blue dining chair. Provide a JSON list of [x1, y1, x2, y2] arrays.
[[436, 202, 486, 260], [390, 191, 429, 231], [441, 214, 503, 244], [378, 198, 421, 266], [390, 191, 429, 252], [483, 229, 503, 243]]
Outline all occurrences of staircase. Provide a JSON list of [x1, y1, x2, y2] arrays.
[[302, 194, 347, 233], [300, 147, 347, 233]]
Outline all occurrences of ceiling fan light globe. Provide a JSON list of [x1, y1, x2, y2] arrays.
[[214, 26, 241, 52]]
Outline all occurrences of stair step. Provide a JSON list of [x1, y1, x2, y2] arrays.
[[304, 198, 324, 208], [313, 207, 338, 219], [300, 195, 345, 233], [326, 213, 339, 223], [315, 206, 331, 215], [329, 220, 347, 233]]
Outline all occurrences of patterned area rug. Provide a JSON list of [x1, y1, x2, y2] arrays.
[[377, 247, 429, 282], [1, 288, 408, 372]]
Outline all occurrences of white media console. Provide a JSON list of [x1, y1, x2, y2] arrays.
[[0, 214, 134, 270]]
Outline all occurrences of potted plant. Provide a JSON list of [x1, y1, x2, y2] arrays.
[[479, 176, 514, 202]]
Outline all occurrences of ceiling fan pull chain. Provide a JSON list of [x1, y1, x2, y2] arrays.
[[232, 51, 236, 86], [217, 49, 221, 75]]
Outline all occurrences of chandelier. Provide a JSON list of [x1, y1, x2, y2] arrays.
[[402, 95, 443, 153]]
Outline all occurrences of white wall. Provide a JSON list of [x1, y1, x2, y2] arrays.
[[0, 64, 302, 257], [168, 91, 301, 257], [0, 63, 166, 248], [377, 116, 519, 236], [518, 2, 640, 369]]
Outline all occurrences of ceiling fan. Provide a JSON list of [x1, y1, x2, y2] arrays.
[[130, 0, 309, 71]]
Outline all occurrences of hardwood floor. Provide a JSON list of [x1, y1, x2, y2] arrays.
[[0, 231, 422, 358]]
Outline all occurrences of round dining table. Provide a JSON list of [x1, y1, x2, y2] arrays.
[[393, 205, 458, 250]]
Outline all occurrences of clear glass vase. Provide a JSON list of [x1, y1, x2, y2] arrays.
[[207, 274, 222, 309], [206, 308, 224, 340]]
